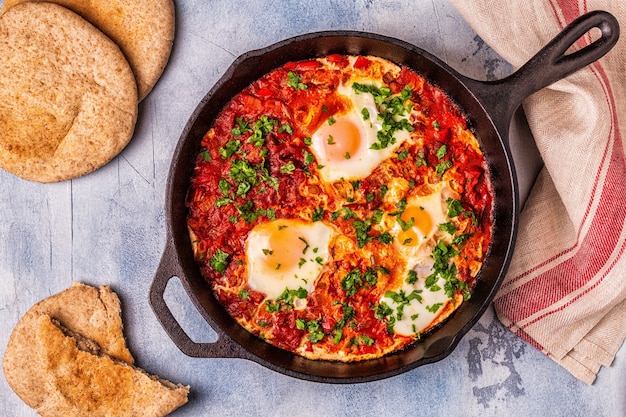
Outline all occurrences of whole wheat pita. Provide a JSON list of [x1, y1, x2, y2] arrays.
[[0, 2, 138, 182], [2, 0, 176, 100], [34, 315, 189, 417], [2, 282, 134, 410]]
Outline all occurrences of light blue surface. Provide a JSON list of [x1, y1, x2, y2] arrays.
[[1, 1, 624, 416]]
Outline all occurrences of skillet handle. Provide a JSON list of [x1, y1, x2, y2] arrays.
[[465, 10, 619, 136], [149, 238, 252, 359]]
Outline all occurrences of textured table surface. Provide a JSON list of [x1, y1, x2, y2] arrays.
[[1, 1, 624, 416]]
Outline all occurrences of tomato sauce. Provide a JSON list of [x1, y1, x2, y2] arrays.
[[187, 55, 493, 361]]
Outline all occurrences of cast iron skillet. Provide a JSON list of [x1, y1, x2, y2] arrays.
[[150, 11, 619, 383]]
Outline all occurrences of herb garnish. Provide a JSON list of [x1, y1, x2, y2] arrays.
[[280, 161, 296, 174], [287, 71, 307, 90], [267, 287, 309, 313], [219, 139, 241, 159], [209, 249, 230, 274], [434, 144, 452, 177], [311, 207, 324, 222], [297, 318, 324, 343], [231, 117, 252, 136], [351, 83, 414, 150]]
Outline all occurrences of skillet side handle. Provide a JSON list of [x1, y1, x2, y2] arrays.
[[464, 10, 619, 136], [149, 238, 250, 359]]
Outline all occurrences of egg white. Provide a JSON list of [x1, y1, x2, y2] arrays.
[[245, 219, 335, 305], [387, 182, 457, 262], [380, 274, 451, 336], [380, 181, 461, 336], [309, 82, 411, 183]]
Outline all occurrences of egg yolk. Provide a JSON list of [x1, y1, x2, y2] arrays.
[[261, 224, 307, 272], [324, 117, 362, 161], [398, 206, 433, 246]]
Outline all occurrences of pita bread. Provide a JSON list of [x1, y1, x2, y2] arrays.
[[2, 282, 134, 410], [34, 315, 189, 417], [2, 0, 176, 100], [0, 2, 138, 183]]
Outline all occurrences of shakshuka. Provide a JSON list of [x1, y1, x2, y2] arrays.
[[187, 55, 493, 361]]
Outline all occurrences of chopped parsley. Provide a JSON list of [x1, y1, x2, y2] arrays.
[[350, 335, 375, 347], [363, 267, 378, 286], [453, 233, 472, 245], [446, 198, 464, 217], [228, 158, 258, 196], [379, 184, 389, 199], [218, 178, 230, 195], [371, 209, 384, 224], [297, 318, 324, 343], [267, 287, 309, 313], [287, 71, 307, 90], [280, 161, 296, 174], [377, 231, 393, 244], [277, 287, 308, 305], [342, 207, 358, 220], [341, 269, 363, 297], [219, 139, 241, 159], [199, 149, 212, 161], [426, 302, 443, 313], [215, 197, 232, 208], [341, 267, 379, 297], [235, 201, 274, 223], [351, 82, 414, 150], [384, 289, 423, 321], [435, 144, 447, 159], [352, 219, 373, 248], [278, 123, 293, 134], [438, 221, 457, 235], [209, 249, 230, 274], [373, 301, 396, 334], [423, 239, 469, 298], [415, 150, 427, 167], [406, 270, 418, 284], [397, 149, 409, 161], [248, 115, 279, 147], [435, 160, 453, 177], [374, 302, 393, 321], [265, 300, 280, 313], [331, 303, 357, 344], [298, 236, 310, 254], [303, 150, 315, 165], [434, 144, 453, 177], [311, 207, 324, 222], [231, 117, 252, 136]]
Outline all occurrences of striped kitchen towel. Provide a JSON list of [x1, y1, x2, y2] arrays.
[[449, 0, 626, 384]]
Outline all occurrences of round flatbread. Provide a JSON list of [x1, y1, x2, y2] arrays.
[[2, 282, 134, 410], [2, 0, 175, 100], [0, 2, 138, 183], [33, 315, 189, 417]]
